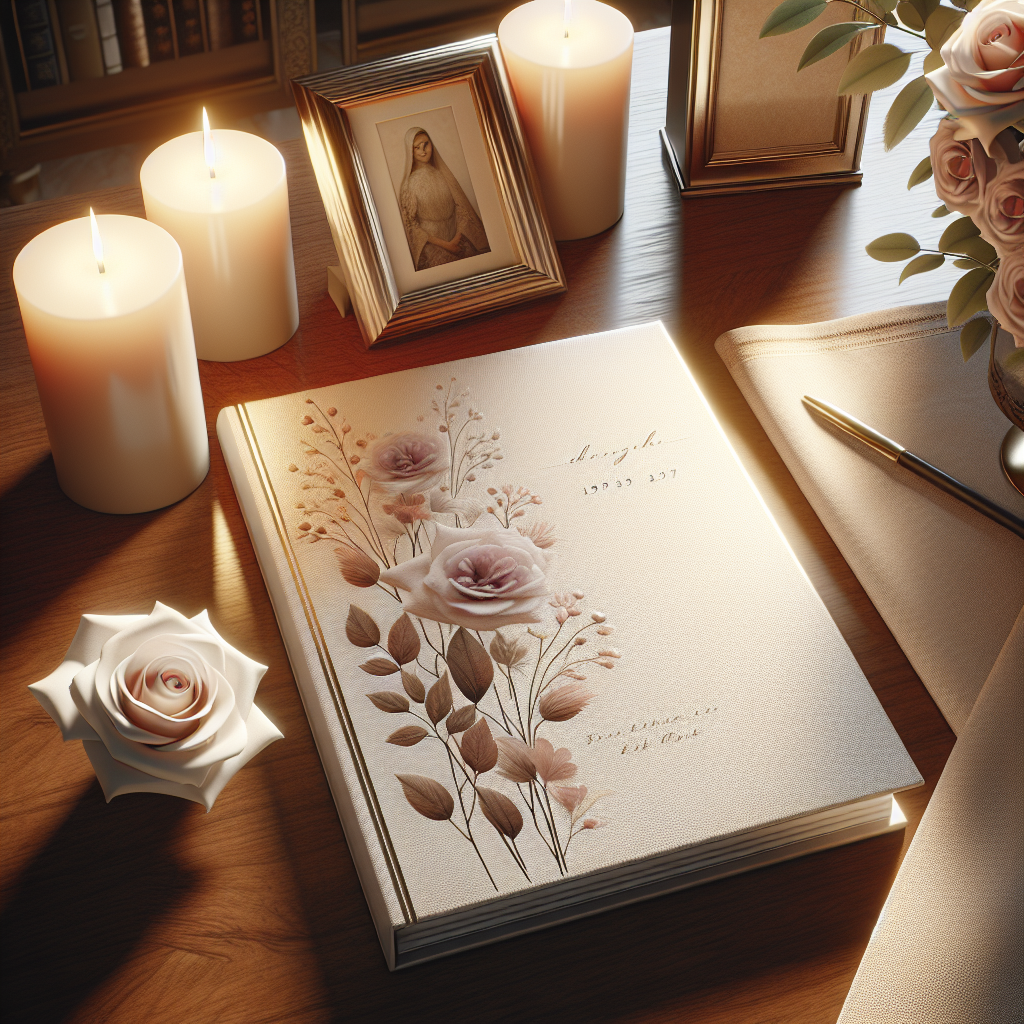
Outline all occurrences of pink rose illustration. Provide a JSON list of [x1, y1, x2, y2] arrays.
[[362, 432, 446, 493], [926, 0, 1024, 153], [987, 248, 1024, 346], [380, 523, 550, 630], [981, 151, 1024, 253]]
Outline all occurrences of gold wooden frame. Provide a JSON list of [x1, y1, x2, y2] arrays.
[[292, 35, 565, 347], [661, 0, 882, 197]]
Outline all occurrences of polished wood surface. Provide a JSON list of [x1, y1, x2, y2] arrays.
[[1, 29, 958, 1024]]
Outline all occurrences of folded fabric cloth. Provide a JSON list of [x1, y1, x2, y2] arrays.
[[837, 606, 1023, 1024], [715, 302, 1024, 735]]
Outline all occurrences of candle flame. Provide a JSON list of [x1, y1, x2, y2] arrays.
[[203, 107, 216, 179], [564, 0, 571, 38], [89, 207, 105, 274]]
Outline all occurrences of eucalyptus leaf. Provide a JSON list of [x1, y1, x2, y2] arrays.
[[899, 253, 944, 283], [925, 6, 964, 49], [838, 43, 912, 95], [947, 267, 994, 328], [875, 0, 899, 10], [798, 22, 876, 71], [939, 215, 981, 252], [760, 0, 827, 37], [923, 48, 945, 74], [932, 203, 950, 217], [885, 76, 934, 150], [953, 258, 976, 268], [884, 13, 899, 27], [896, 1, 924, 30], [865, 232, 921, 261], [910, 0, 940, 23], [907, 155, 933, 189], [959, 317, 992, 361], [956, 235, 998, 265]]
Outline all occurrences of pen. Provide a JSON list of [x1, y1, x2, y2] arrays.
[[802, 395, 1024, 541]]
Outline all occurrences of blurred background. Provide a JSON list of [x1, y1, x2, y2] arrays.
[[0, 0, 670, 205]]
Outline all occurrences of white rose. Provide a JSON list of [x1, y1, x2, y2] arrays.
[[926, 0, 1024, 154], [361, 432, 447, 494], [380, 523, 550, 630], [29, 602, 282, 809]]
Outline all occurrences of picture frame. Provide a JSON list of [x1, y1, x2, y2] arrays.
[[292, 36, 566, 347]]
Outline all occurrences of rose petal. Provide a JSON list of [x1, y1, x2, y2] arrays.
[[189, 610, 267, 721]]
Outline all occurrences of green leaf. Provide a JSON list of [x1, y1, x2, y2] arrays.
[[896, 1, 924, 30], [925, 6, 964, 49], [909, 0, 940, 23], [866, 232, 921, 261], [899, 253, 944, 283], [947, 267, 994, 328], [908, 155, 933, 188], [760, 0, 827, 37], [838, 43, 912, 95], [953, 258, 976, 268], [956, 235, 998, 265], [939, 215, 981, 252], [875, 0, 899, 11], [884, 13, 899, 27], [960, 317, 992, 361], [932, 203, 950, 217], [885, 76, 935, 150], [923, 48, 945, 73], [798, 22, 876, 70]]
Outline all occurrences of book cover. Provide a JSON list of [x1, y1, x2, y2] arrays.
[[93, 0, 122, 73], [218, 322, 921, 968], [112, 0, 148, 67], [55, 0, 103, 79], [170, 0, 202, 55], [139, 0, 172, 60], [13, 0, 62, 88]]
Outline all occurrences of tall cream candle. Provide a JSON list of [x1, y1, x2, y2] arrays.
[[13, 213, 209, 514], [140, 125, 299, 362], [499, 0, 633, 241]]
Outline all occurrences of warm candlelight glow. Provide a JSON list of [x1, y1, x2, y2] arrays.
[[203, 107, 216, 179], [89, 207, 105, 274], [563, 0, 571, 37]]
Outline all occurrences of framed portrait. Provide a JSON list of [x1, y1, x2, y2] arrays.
[[292, 37, 566, 347]]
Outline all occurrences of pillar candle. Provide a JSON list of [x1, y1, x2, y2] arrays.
[[498, 0, 633, 241], [13, 214, 209, 514], [140, 127, 299, 362]]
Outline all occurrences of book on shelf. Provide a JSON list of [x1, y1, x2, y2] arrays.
[[54, 0, 103, 79], [8, 0, 64, 90], [217, 322, 922, 970]]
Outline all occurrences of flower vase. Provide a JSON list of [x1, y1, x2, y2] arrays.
[[988, 324, 1024, 495]]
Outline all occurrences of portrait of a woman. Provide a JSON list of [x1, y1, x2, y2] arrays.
[[398, 126, 490, 270]]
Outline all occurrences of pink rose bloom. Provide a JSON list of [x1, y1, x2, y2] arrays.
[[362, 432, 446, 493], [929, 117, 999, 215], [380, 523, 550, 630], [981, 148, 1024, 252], [926, 0, 1024, 154], [987, 248, 1024, 346]]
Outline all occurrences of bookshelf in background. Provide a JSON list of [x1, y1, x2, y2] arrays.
[[1, 0, 316, 168]]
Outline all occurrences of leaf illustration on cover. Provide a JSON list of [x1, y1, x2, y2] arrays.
[[477, 788, 523, 839], [360, 658, 400, 676], [387, 725, 428, 746], [387, 614, 421, 665], [495, 736, 537, 783], [335, 546, 380, 587], [551, 784, 587, 813], [571, 789, 614, 826], [460, 718, 498, 774], [490, 631, 529, 667], [425, 672, 453, 724], [396, 774, 454, 821], [401, 669, 425, 703], [346, 605, 380, 647], [446, 705, 477, 733], [539, 682, 595, 722], [367, 691, 410, 713], [447, 628, 494, 703], [532, 737, 577, 782]]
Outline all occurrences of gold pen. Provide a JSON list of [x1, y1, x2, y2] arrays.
[[803, 395, 1024, 541]]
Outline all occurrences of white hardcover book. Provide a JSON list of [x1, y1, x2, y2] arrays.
[[217, 322, 922, 970]]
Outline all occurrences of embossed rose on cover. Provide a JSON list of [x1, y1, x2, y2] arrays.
[[29, 602, 282, 809]]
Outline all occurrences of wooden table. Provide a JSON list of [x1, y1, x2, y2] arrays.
[[1, 29, 959, 1024]]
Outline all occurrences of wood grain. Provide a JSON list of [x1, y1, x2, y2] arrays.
[[0, 29, 957, 1024]]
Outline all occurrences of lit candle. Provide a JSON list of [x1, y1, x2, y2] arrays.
[[13, 212, 209, 514], [499, 0, 633, 240], [140, 112, 299, 362]]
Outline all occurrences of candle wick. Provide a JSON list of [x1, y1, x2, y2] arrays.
[[564, 0, 571, 38], [209, 166, 216, 180]]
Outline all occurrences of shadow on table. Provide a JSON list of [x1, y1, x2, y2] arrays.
[[0, 783, 196, 1024]]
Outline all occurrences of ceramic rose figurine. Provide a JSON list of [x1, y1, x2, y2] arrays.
[[30, 602, 282, 809], [763, 0, 1024, 359]]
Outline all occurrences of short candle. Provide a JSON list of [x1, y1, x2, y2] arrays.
[[499, 0, 634, 241], [141, 119, 299, 362], [13, 213, 209, 514]]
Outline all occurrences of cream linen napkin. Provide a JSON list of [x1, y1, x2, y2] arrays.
[[715, 302, 1024, 736], [837, 606, 1023, 1024]]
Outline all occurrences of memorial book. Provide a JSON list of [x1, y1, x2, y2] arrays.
[[217, 321, 922, 970]]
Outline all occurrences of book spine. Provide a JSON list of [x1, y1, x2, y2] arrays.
[[93, 0, 122, 72], [111, 0, 147, 67], [203, 0, 228, 49], [139, 0, 173, 60], [236, 0, 258, 43], [170, 0, 202, 55], [12, 0, 62, 89], [54, 0, 103, 80]]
